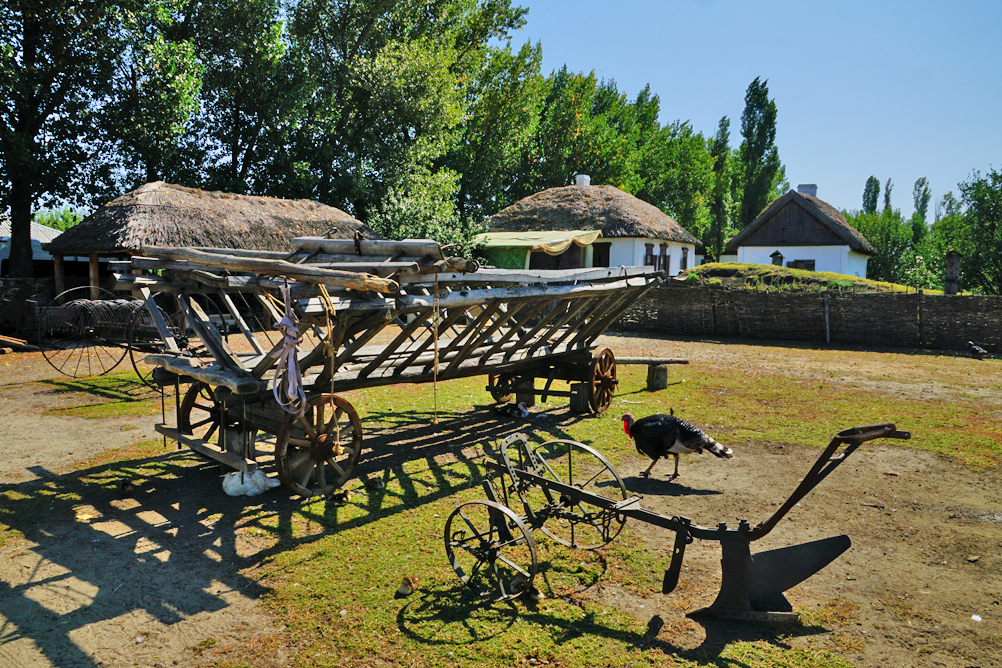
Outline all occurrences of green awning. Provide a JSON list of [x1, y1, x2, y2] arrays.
[[474, 229, 602, 256]]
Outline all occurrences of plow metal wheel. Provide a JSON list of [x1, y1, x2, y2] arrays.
[[588, 347, 617, 414], [522, 439, 628, 549], [444, 499, 538, 601], [275, 394, 362, 497], [38, 286, 134, 378]]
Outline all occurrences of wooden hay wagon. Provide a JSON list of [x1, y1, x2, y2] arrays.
[[112, 238, 662, 497]]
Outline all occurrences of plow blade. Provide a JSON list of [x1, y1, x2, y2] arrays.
[[694, 534, 851, 622]]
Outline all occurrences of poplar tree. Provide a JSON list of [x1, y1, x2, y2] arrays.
[[863, 176, 880, 213], [737, 77, 781, 227]]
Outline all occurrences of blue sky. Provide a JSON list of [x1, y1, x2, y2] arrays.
[[516, 0, 1002, 218]]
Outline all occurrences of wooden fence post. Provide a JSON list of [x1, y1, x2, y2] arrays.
[[823, 291, 830, 344]]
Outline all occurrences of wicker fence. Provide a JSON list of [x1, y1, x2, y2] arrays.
[[618, 284, 1002, 352]]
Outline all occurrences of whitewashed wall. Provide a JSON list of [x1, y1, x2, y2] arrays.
[[607, 238, 695, 275], [736, 245, 869, 277]]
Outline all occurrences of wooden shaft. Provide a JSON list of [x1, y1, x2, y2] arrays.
[[292, 237, 443, 260]]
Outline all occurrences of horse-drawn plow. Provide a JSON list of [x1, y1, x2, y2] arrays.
[[445, 424, 910, 621]]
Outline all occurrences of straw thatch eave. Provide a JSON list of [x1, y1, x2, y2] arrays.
[[486, 185, 701, 245], [44, 181, 381, 256]]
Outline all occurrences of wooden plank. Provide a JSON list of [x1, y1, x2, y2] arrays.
[[155, 424, 258, 473], [617, 357, 689, 365], [399, 266, 661, 285], [0, 334, 39, 351], [357, 308, 434, 378], [142, 246, 399, 293], [292, 237, 444, 260], [138, 287, 181, 354], [145, 355, 266, 394], [429, 300, 502, 369], [178, 294, 244, 370], [397, 278, 638, 310], [219, 289, 266, 355]]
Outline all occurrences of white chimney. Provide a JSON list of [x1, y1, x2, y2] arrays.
[[797, 183, 817, 197], [575, 174, 591, 186]]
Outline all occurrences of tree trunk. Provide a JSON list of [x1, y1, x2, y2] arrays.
[[8, 178, 34, 279]]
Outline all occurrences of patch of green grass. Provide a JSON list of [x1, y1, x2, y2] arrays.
[[31, 373, 162, 419]]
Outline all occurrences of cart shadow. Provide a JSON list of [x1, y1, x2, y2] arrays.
[[0, 453, 294, 667]]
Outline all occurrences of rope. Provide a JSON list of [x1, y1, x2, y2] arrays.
[[432, 274, 440, 425], [272, 280, 307, 415]]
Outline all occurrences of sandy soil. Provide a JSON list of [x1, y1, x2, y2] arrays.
[[0, 336, 1000, 668]]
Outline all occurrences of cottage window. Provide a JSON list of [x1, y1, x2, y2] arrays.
[[679, 247, 688, 271], [644, 243, 655, 266], [787, 259, 816, 271], [658, 243, 668, 271]]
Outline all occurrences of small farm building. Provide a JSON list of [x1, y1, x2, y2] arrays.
[[478, 180, 700, 274], [44, 181, 379, 297], [725, 185, 875, 277], [0, 214, 62, 277]]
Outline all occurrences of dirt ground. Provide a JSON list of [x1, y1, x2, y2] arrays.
[[0, 335, 999, 668]]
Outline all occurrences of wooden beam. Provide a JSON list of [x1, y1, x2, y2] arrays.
[[53, 255, 65, 295], [219, 289, 266, 355], [292, 237, 444, 260], [145, 355, 265, 394], [155, 424, 258, 473], [88, 254, 100, 300], [142, 246, 399, 293]]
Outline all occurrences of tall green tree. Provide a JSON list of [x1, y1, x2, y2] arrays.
[[707, 116, 734, 261], [909, 176, 931, 244], [443, 40, 545, 221], [1, 0, 131, 277], [737, 77, 781, 227], [845, 208, 912, 283], [958, 167, 1002, 295], [286, 0, 527, 224], [883, 177, 893, 212], [862, 176, 880, 213], [103, 2, 202, 185]]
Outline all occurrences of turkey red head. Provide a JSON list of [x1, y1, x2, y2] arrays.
[[621, 414, 634, 437]]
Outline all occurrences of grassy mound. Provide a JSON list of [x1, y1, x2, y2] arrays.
[[680, 263, 926, 293]]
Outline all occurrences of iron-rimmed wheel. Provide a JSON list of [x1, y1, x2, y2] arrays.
[[444, 499, 538, 601], [588, 347, 617, 414], [275, 394, 362, 497], [38, 286, 134, 378], [520, 439, 628, 550]]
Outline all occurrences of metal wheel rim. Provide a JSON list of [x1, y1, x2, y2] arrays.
[[444, 499, 537, 601], [38, 286, 131, 378], [529, 439, 628, 549], [488, 373, 514, 403], [275, 394, 363, 497]]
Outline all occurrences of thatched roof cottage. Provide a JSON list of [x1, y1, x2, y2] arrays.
[[479, 179, 700, 274], [45, 181, 379, 295], [725, 185, 874, 277]]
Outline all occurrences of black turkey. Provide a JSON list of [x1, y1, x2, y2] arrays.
[[969, 341, 988, 360], [622, 410, 733, 479]]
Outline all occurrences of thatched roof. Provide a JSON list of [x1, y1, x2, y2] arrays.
[[45, 182, 380, 256], [487, 185, 701, 245], [726, 190, 876, 255]]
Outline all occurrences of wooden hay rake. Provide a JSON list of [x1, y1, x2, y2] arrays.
[[112, 237, 663, 497]]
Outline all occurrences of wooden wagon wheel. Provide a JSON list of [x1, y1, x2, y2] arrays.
[[275, 394, 363, 497], [588, 347, 618, 414], [179, 381, 254, 461], [487, 373, 514, 403]]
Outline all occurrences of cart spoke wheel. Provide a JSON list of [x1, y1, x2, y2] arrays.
[[487, 373, 514, 404], [179, 381, 253, 460], [518, 439, 627, 550], [444, 500, 537, 601], [588, 347, 617, 414], [275, 394, 362, 497], [38, 286, 132, 378]]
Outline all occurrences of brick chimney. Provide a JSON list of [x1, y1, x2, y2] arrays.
[[797, 184, 818, 197]]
